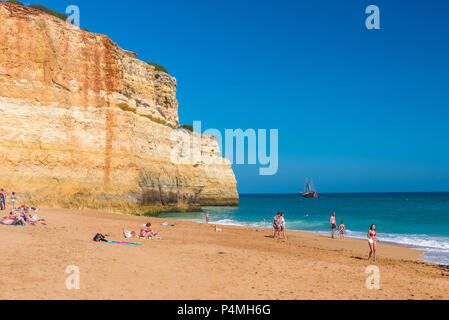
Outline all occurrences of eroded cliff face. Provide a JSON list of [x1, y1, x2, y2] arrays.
[[0, 3, 239, 214]]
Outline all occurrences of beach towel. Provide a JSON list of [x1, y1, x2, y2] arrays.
[[101, 240, 142, 247], [0, 222, 25, 227]]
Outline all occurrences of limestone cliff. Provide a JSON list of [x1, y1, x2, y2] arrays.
[[0, 2, 239, 214]]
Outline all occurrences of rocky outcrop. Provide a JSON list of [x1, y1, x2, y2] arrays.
[[0, 2, 239, 214]]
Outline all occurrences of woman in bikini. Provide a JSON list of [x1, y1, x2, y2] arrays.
[[140, 222, 156, 238], [11, 192, 17, 211], [367, 224, 380, 262]]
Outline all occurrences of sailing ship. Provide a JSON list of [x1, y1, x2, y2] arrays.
[[301, 178, 319, 198]]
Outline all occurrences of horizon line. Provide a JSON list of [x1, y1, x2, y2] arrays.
[[239, 191, 449, 195]]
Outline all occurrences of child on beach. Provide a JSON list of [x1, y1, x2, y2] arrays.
[[124, 230, 138, 238], [206, 211, 210, 224], [338, 221, 346, 239]]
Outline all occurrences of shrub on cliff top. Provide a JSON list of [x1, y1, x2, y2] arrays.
[[182, 125, 194, 132], [28, 4, 89, 31], [146, 62, 169, 74], [8, 0, 25, 6], [29, 4, 69, 22]]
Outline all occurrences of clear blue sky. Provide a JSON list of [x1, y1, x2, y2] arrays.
[[34, 0, 449, 193]]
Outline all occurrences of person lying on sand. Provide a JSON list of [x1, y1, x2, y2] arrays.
[[16, 209, 36, 225], [1, 214, 19, 225], [1, 211, 26, 225], [25, 212, 44, 225], [123, 230, 138, 238]]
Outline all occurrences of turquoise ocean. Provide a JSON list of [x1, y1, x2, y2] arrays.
[[159, 193, 449, 265]]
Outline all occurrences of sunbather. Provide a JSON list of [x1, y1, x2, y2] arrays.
[[1, 211, 25, 225], [1, 215, 17, 225]]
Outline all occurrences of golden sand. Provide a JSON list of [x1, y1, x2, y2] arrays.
[[0, 208, 448, 300]]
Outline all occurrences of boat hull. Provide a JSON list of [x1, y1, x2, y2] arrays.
[[301, 192, 319, 198]]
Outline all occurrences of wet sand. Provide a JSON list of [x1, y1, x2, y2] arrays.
[[0, 208, 448, 300]]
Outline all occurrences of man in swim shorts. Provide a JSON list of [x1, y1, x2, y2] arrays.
[[273, 212, 281, 239], [330, 212, 337, 239]]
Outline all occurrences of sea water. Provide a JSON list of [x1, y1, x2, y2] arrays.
[[159, 193, 449, 265]]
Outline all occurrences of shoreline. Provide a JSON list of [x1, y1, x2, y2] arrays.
[[1, 207, 448, 300], [162, 215, 449, 266]]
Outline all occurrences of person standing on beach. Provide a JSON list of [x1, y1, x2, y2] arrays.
[[367, 224, 380, 262], [273, 212, 281, 239], [11, 192, 17, 211], [205, 211, 210, 224], [330, 212, 337, 239], [0, 189, 6, 211], [279, 212, 287, 240], [338, 220, 346, 239]]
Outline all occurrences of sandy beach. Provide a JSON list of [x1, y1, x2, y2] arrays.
[[0, 208, 448, 300]]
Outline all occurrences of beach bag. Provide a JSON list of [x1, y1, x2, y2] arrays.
[[93, 233, 107, 242]]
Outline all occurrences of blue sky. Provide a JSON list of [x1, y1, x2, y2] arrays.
[[32, 0, 449, 193]]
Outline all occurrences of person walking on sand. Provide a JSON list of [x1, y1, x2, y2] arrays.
[[279, 212, 287, 240], [367, 224, 380, 262], [205, 211, 210, 224], [273, 212, 281, 239], [330, 212, 337, 239]]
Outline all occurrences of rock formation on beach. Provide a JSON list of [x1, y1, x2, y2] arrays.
[[0, 2, 239, 214]]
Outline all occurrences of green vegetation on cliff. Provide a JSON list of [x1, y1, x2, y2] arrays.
[[182, 124, 194, 132], [29, 4, 69, 21], [8, 0, 25, 5], [6, 2, 164, 76], [146, 62, 169, 74], [7, 2, 66, 21]]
